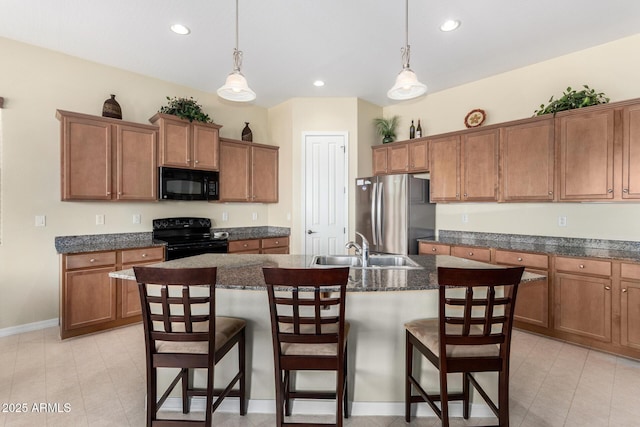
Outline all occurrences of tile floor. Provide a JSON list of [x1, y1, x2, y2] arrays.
[[1, 325, 639, 426]]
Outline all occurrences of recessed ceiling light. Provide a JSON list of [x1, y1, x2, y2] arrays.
[[313, 80, 325, 87], [440, 20, 460, 32], [170, 24, 191, 35]]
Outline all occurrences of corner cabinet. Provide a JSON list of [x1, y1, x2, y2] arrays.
[[219, 138, 279, 203], [60, 246, 164, 339], [57, 110, 158, 201], [149, 113, 222, 171]]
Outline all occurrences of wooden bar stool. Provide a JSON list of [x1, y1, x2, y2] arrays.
[[134, 266, 247, 427], [262, 267, 350, 427], [405, 266, 524, 427]]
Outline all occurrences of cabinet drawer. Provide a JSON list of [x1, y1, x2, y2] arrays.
[[451, 246, 492, 263], [419, 242, 451, 255], [121, 247, 165, 264], [495, 250, 548, 270], [229, 239, 260, 252], [262, 236, 289, 249], [65, 251, 116, 270], [262, 246, 289, 254], [621, 263, 640, 280], [554, 256, 612, 276]]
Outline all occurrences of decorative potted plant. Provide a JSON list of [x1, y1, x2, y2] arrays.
[[534, 85, 609, 116], [158, 96, 213, 123], [373, 116, 399, 144]]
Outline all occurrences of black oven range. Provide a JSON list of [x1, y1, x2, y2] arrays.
[[152, 217, 228, 260]]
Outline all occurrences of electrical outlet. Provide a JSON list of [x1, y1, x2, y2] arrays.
[[222, 212, 228, 222], [133, 214, 141, 224], [462, 213, 469, 223], [35, 215, 46, 227], [558, 216, 567, 227], [252, 212, 258, 221], [96, 214, 105, 225]]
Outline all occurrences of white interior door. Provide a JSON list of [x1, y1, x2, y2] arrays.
[[304, 132, 348, 257]]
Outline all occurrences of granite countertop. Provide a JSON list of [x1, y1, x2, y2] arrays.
[[54, 226, 291, 254], [418, 231, 640, 263], [109, 253, 543, 292]]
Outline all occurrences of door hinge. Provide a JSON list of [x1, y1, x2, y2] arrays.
[[341, 145, 345, 152], [344, 227, 346, 234]]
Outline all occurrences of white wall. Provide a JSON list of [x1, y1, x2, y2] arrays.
[[384, 34, 640, 241], [0, 37, 270, 329]]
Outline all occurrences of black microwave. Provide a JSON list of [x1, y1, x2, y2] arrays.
[[159, 167, 219, 201]]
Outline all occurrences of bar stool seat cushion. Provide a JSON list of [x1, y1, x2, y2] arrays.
[[156, 317, 246, 354], [279, 322, 350, 356], [405, 318, 499, 358]]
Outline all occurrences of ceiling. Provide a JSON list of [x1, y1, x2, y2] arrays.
[[2, 0, 640, 108]]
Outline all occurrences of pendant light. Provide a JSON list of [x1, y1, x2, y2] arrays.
[[387, 0, 427, 101], [217, 0, 256, 102]]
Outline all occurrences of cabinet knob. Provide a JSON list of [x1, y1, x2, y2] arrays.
[[141, 253, 147, 258], [468, 252, 474, 256], [517, 257, 523, 262], [456, 193, 460, 198], [579, 264, 585, 269], [432, 247, 437, 252], [605, 286, 611, 291], [622, 288, 628, 293], [623, 189, 629, 193], [548, 191, 553, 195], [607, 189, 613, 193], [195, 160, 199, 164], [464, 193, 468, 198], [90, 258, 96, 263], [275, 241, 279, 245], [118, 192, 122, 195], [106, 192, 111, 195], [243, 244, 248, 247]]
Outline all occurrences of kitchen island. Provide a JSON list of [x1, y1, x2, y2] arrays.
[[110, 254, 541, 416]]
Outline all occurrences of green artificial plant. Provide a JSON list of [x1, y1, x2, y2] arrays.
[[534, 85, 610, 116], [373, 116, 399, 143], [159, 96, 213, 123]]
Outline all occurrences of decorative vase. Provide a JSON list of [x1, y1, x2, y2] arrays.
[[241, 122, 253, 142], [382, 135, 394, 144], [102, 94, 122, 119]]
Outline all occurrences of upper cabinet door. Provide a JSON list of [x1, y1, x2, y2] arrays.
[[116, 124, 158, 200], [192, 122, 220, 171], [409, 139, 429, 172], [60, 114, 112, 200], [252, 145, 279, 203], [429, 135, 460, 202], [388, 143, 409, 173], [372, 146, 388, 175], [500, 118, 555, 202], [462, 128, 499, 201], [157, 115, 191, 168], [623, 103, 640, 199], [558, 109, 614, 200]]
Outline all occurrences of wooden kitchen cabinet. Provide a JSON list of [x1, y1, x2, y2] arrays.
[[119, 247, 165, 318], [57, 110, 158, 201], [620, 262, 640, 351], [372, 139, 428, 175], [408, 139, 429, 172], [495, 250, 550, 329], [622, 103, 640, 199], [429, 135, 460, 201], [450, 245, 492, 263], [149, 113, 222, 171], [500, 117, 555, 202], [60, 246, 164, 339], [461, 128, 499, 201], [557, 108, 615, 200], [219, 138, 279, 203], [553, 256, 612, 343], [228, 236, 289, 254], [418, 242, 451, 255]]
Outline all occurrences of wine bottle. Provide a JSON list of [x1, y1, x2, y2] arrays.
[[416, 120, 422, 138], [409, 120, 415, 139]]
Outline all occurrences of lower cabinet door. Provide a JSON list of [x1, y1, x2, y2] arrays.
[[120, 280, 142, 318], [553, 272, 612, 342], [514, 268, 549, 328], [621, 280, 640, 351], [64, 267, 116, 330]]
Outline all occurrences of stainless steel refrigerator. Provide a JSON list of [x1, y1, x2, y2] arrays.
[[355, 174, 436, 255]]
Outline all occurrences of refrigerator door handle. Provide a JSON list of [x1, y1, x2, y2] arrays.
[[371, 182, 378, 245], [377, 182, 383, 246]]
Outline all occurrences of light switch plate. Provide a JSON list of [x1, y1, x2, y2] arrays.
[[558, 216, 567, 227], [35, 215, 46, 227], [96, 214, 105, 225], [133, 214, 141, 224]]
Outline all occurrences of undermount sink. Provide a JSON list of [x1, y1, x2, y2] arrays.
[[311, 254, 422, 269]]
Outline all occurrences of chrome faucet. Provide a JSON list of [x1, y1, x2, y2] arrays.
[[345, 232, 370, 267]]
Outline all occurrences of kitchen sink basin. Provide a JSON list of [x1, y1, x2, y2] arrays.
[[311, 254, 422, 269]]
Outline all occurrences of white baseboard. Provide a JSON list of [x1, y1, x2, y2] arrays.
[[160, 397, 495, 418], [0, 318, 58, 337]]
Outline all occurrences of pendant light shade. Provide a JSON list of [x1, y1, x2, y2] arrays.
[[217, 0, 256, 102], [388, 0, 427, 101]]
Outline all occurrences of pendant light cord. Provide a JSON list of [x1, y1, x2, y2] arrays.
[[232, 0, 243, 72], [401, 0, 411, 69]]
